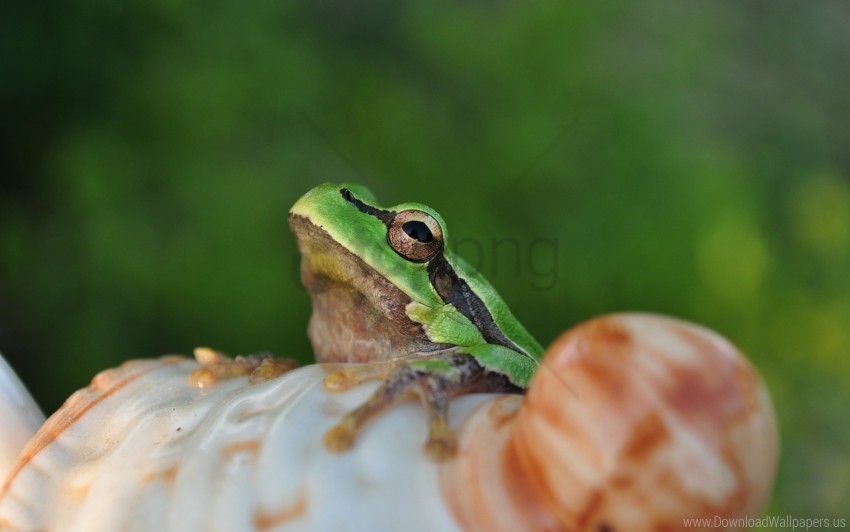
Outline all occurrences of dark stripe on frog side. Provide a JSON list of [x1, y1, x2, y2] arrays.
[[341, 188, 395, 225], [427, 253, 531, 358]]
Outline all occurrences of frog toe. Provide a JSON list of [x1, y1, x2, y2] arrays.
[[248, 357, 299, 383], [423, 419, 458, 461], [323, 423, 357, 453]]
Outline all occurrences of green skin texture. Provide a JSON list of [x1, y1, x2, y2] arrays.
[[290, 182, 543, 388]]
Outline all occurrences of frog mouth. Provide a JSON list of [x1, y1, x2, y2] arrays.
[[288, 214, 446, 363]]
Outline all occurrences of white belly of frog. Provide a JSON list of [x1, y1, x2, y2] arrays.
[[0, 314, 778, 532]]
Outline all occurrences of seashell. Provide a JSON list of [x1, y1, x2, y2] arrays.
[[0, 355, 44, 483], [0, 313, 778, 531], [441, 313, 778, 531]]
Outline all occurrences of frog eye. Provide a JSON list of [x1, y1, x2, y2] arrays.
[[387, 210, 444, 262]]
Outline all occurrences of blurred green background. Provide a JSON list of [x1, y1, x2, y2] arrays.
[[2, 0, 848, 523]]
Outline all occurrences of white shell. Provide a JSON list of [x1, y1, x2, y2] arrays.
[[0, 357, 494, 531], [0, 314, 778, 531], [0, 353, 44, 483]]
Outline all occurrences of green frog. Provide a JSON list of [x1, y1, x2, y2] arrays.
[[288, 183, 543, 460], [190, 183, 543, 460]]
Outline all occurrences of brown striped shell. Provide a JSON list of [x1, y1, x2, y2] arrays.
[[441, 314, 778, 531]]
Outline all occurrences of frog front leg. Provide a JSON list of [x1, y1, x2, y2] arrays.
[[323, 353, 521, 461]]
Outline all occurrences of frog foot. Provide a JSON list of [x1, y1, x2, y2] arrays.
[[188, 347, 299, 388], [322, 361, 397, 392], [323, 353, 508, 461]]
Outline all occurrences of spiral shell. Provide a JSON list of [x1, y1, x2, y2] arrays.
[[0, 314, 778, 531], [442, 313, 778, 531], [0, 355, 44, 484]]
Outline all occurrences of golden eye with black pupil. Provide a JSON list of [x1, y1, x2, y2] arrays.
[[403, 221, 432, 243], [387, 209, 443, 262]]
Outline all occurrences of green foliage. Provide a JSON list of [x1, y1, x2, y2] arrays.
[[2, 0, 848, 520]]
